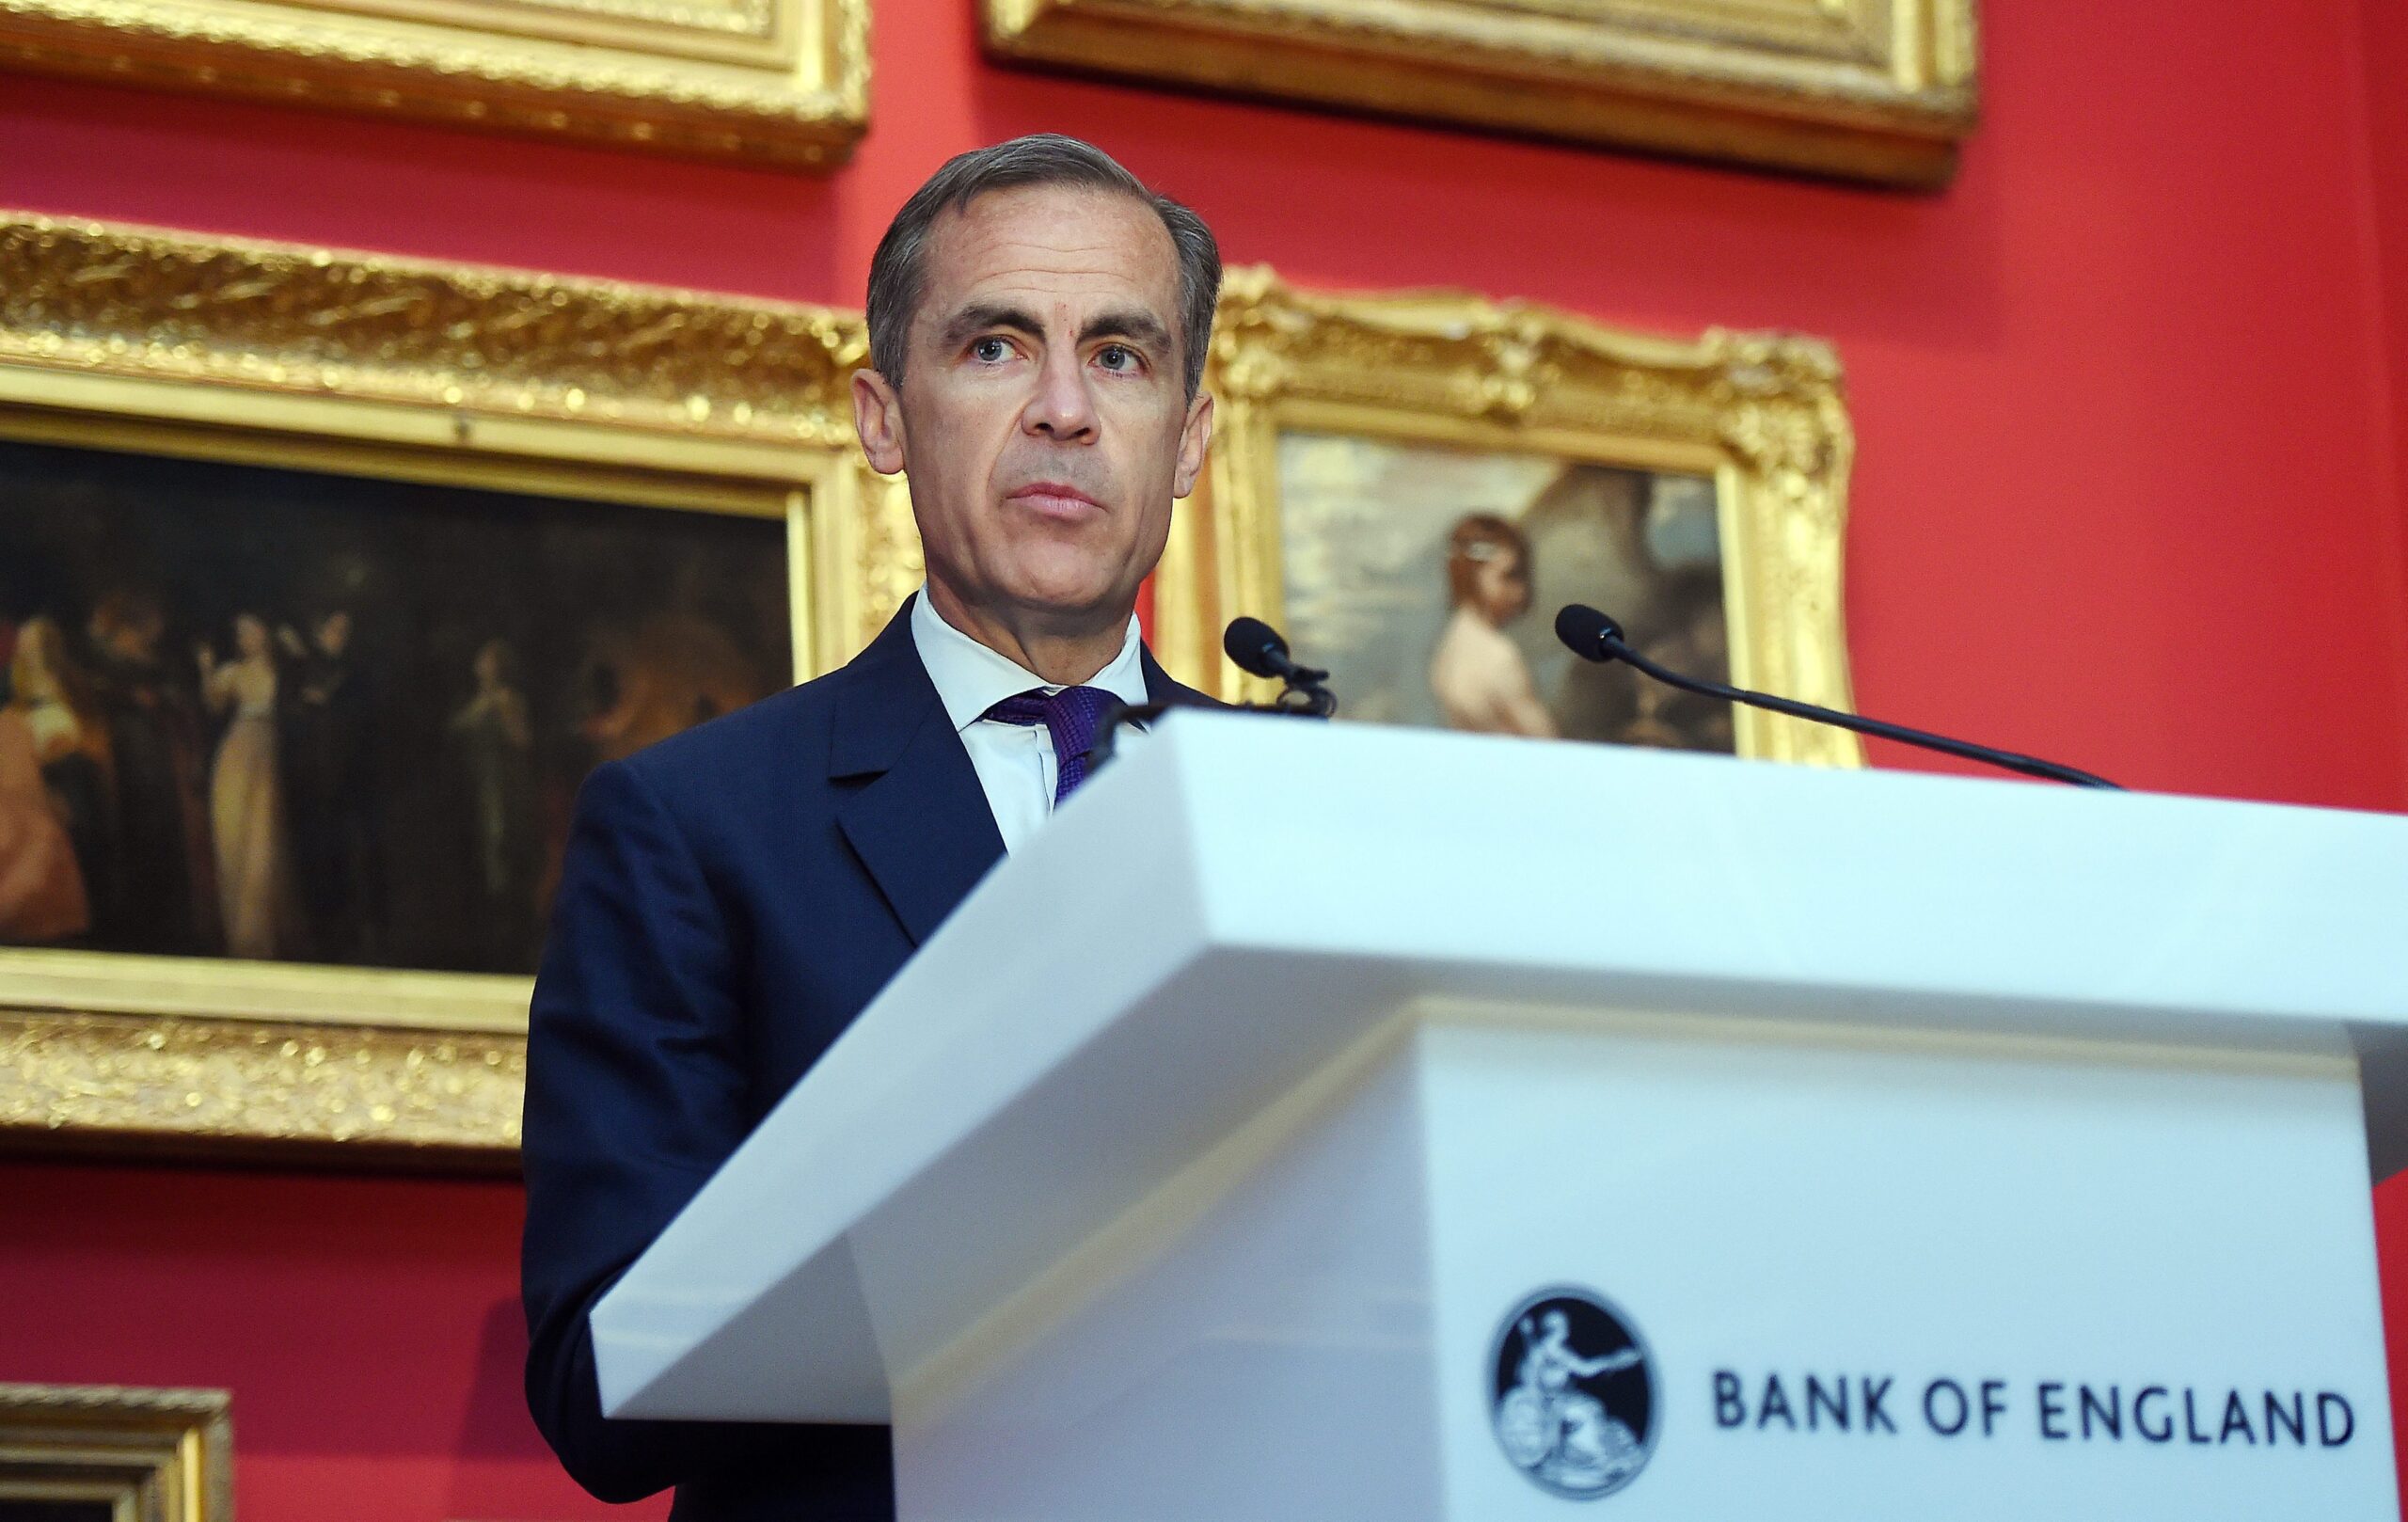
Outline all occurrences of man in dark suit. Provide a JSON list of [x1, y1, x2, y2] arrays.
[[520, 134, 1225, 1520]]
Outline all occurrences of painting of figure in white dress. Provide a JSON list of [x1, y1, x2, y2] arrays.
[[1277, 433, 1734, 752]]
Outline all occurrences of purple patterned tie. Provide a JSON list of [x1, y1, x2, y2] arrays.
[[981, 685, 1121, 804]]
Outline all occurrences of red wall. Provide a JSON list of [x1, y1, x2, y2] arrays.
[[0, 1164, 621, 1520], [2360, 0, 2408, 652], [6, 0, 2408, 1512]]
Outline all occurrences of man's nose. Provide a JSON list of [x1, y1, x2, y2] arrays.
[[1021, 345, 1100, 441]]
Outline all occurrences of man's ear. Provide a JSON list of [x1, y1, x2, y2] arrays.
[[852, 369, 907, 476], [1172, 389, 1215, 499]]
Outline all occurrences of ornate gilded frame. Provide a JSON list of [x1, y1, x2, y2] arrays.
[[1153, 266, 1861, 768], [0, 1383, 232, 1522], [0, 212, 919, 1165], [0, 0, 866, 169], [985, 0, 1975, 188]]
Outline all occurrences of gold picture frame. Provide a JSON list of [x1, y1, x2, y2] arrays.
[[0, 1383, 232, 1522], [985, 0, 1975, 188], [0, 0, 866, 169], [1153, 265, 1861, 768], [0, 212, 918, 1165]]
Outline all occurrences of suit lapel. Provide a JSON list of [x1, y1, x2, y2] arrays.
[[830, 600, 1006, 946], [1141, 647, 1228, 711], [827, 605, 1220, 947]]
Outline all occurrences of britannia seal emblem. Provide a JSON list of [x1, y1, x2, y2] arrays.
[[1489, 1288, 1656, 1499]]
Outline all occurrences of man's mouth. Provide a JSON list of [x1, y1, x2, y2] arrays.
[[1006, 482, 1107, 519]]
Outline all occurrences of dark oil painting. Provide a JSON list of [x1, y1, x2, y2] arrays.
[[0, 436, 791, 975]]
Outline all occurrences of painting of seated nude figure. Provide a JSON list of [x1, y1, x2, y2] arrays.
[[1277, 432, 1734, 753], [0, 436, 791, 974]]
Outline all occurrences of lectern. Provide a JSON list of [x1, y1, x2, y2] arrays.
[[591, 713, 2408, 1520]]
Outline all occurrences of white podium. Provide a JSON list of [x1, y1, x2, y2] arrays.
[[591, 713, 2408, 1520]]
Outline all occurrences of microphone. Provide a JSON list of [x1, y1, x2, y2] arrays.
[[1224, 617, 1337, 717], [1553, 604, 2122, 790], [1089, 617, 1333, 772]]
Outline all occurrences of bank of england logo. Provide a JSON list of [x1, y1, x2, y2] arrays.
[[1490, 1288, 1656, 1500]]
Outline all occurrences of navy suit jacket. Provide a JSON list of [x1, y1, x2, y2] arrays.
[[521, 597, 1221, 1520]]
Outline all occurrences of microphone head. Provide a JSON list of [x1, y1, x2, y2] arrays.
[[1223, 615, 1291, 678], [1554, 604, 1625, 661]]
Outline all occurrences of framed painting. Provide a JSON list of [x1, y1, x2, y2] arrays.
[[984, 0, 1976, 188], [1152, 267, 1861, 768], [0, 212, 919, 1164], [0, 0, 865, 169], [0, 1384, 230, 1522]]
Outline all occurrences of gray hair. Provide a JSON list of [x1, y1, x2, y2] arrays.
[[865, 134, 1222, 399]]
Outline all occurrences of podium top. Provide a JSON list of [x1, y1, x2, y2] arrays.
[[591, 714, 2408, 1423]]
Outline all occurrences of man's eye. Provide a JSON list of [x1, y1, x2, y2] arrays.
[[971, 337, 1011, 363], [1097, 344, 1138, 372]]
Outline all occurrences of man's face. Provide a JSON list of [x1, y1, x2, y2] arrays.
[[853, 184, 1213, 634]]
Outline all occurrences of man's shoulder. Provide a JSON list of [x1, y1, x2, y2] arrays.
[[605, 663, 852, 807], [594, 598, 934, 822]]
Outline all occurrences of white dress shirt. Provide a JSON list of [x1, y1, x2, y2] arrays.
[[910, 588, 1149, 854]]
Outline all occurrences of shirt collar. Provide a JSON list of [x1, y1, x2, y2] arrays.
[[910, 587, 1149, 735]]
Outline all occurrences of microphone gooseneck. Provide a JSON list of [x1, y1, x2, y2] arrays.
[[1223, 616, 1337, 718], [1553, 603, 2122, 791]]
